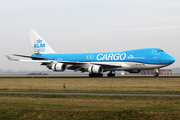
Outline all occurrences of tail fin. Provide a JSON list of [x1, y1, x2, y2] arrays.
[[28, 30, 55, 54]]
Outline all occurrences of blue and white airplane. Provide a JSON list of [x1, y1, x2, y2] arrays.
[[6, 30, 175, 77]]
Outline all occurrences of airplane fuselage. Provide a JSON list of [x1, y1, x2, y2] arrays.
[[31, 48, 175, 71]]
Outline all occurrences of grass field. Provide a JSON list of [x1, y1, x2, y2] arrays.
[[1, 77, 180, 119], [0, 77, 180, 94], [0, 94, 180, 119]]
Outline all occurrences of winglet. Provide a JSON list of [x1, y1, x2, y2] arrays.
[[5, 55, 19, 61]]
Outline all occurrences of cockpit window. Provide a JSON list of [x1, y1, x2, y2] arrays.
[[158, 50, 164, 52]]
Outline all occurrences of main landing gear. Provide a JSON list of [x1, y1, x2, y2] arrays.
[[89, 73, 103, 77], [88, 71, 116, 77], [107, 71, 115, 77], [154, 69, 159, 77]]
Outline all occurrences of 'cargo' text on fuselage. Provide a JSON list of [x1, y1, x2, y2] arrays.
[[97, 53, 126, 61]]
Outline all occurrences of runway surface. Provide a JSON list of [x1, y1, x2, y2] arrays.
[[0, 91, 180, 97], [0, 75, 180, 78]]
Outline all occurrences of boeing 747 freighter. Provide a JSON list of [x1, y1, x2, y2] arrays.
[[6, 30, 175, 77]]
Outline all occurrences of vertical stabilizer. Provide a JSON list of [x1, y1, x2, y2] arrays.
[[29, 30, 55, 54]]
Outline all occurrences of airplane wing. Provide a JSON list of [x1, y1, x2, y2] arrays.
[[5, 55, 130, 72]]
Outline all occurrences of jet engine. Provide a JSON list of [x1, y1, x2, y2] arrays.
[[52, 63, 66, 71], [88, 65, 103, 74], [127, 70, 141, 73]]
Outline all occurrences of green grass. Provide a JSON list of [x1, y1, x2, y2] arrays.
[[0, 94, 180, 119], [0, 78, 180, 94], [1, 77, 180, 119]]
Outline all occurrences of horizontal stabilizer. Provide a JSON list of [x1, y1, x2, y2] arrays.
[[5, 55, 19, 61], [13, 54, 46, 59], [5, 55, 51, 63]]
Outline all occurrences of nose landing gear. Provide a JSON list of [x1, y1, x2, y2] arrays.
[[154, 69, 160, 77]]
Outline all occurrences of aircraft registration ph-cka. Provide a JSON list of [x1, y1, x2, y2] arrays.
[[6, 30, 175, 77]]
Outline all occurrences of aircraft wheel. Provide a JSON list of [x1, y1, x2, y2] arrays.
[[154, 72, 159, 77], [98, 73, 103, 77], [107, 73, 115, 77], [89, 73, 103, 77], [89, 74, 93, 77]]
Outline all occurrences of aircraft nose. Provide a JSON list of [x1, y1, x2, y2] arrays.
[[161, 54, 175, 64], [169, 56, 175, 64]]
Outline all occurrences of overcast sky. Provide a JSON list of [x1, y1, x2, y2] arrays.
[[0, 0, 180, 71]]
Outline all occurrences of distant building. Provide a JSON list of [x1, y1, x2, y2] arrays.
[[140, 69, 172, 75]]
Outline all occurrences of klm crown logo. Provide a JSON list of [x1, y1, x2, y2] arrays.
[[37, 39, 42, 43], [34, 38, 45, 52], [127, 55, 134, 59]]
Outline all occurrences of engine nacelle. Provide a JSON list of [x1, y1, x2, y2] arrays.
[[52, 63, 66, 71], [127, 70, 141, 73], [88, 65, 103, 74]]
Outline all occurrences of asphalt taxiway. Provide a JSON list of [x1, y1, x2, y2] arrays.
[[0, 91, 180, 97], [0, 75, 180, 78]]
